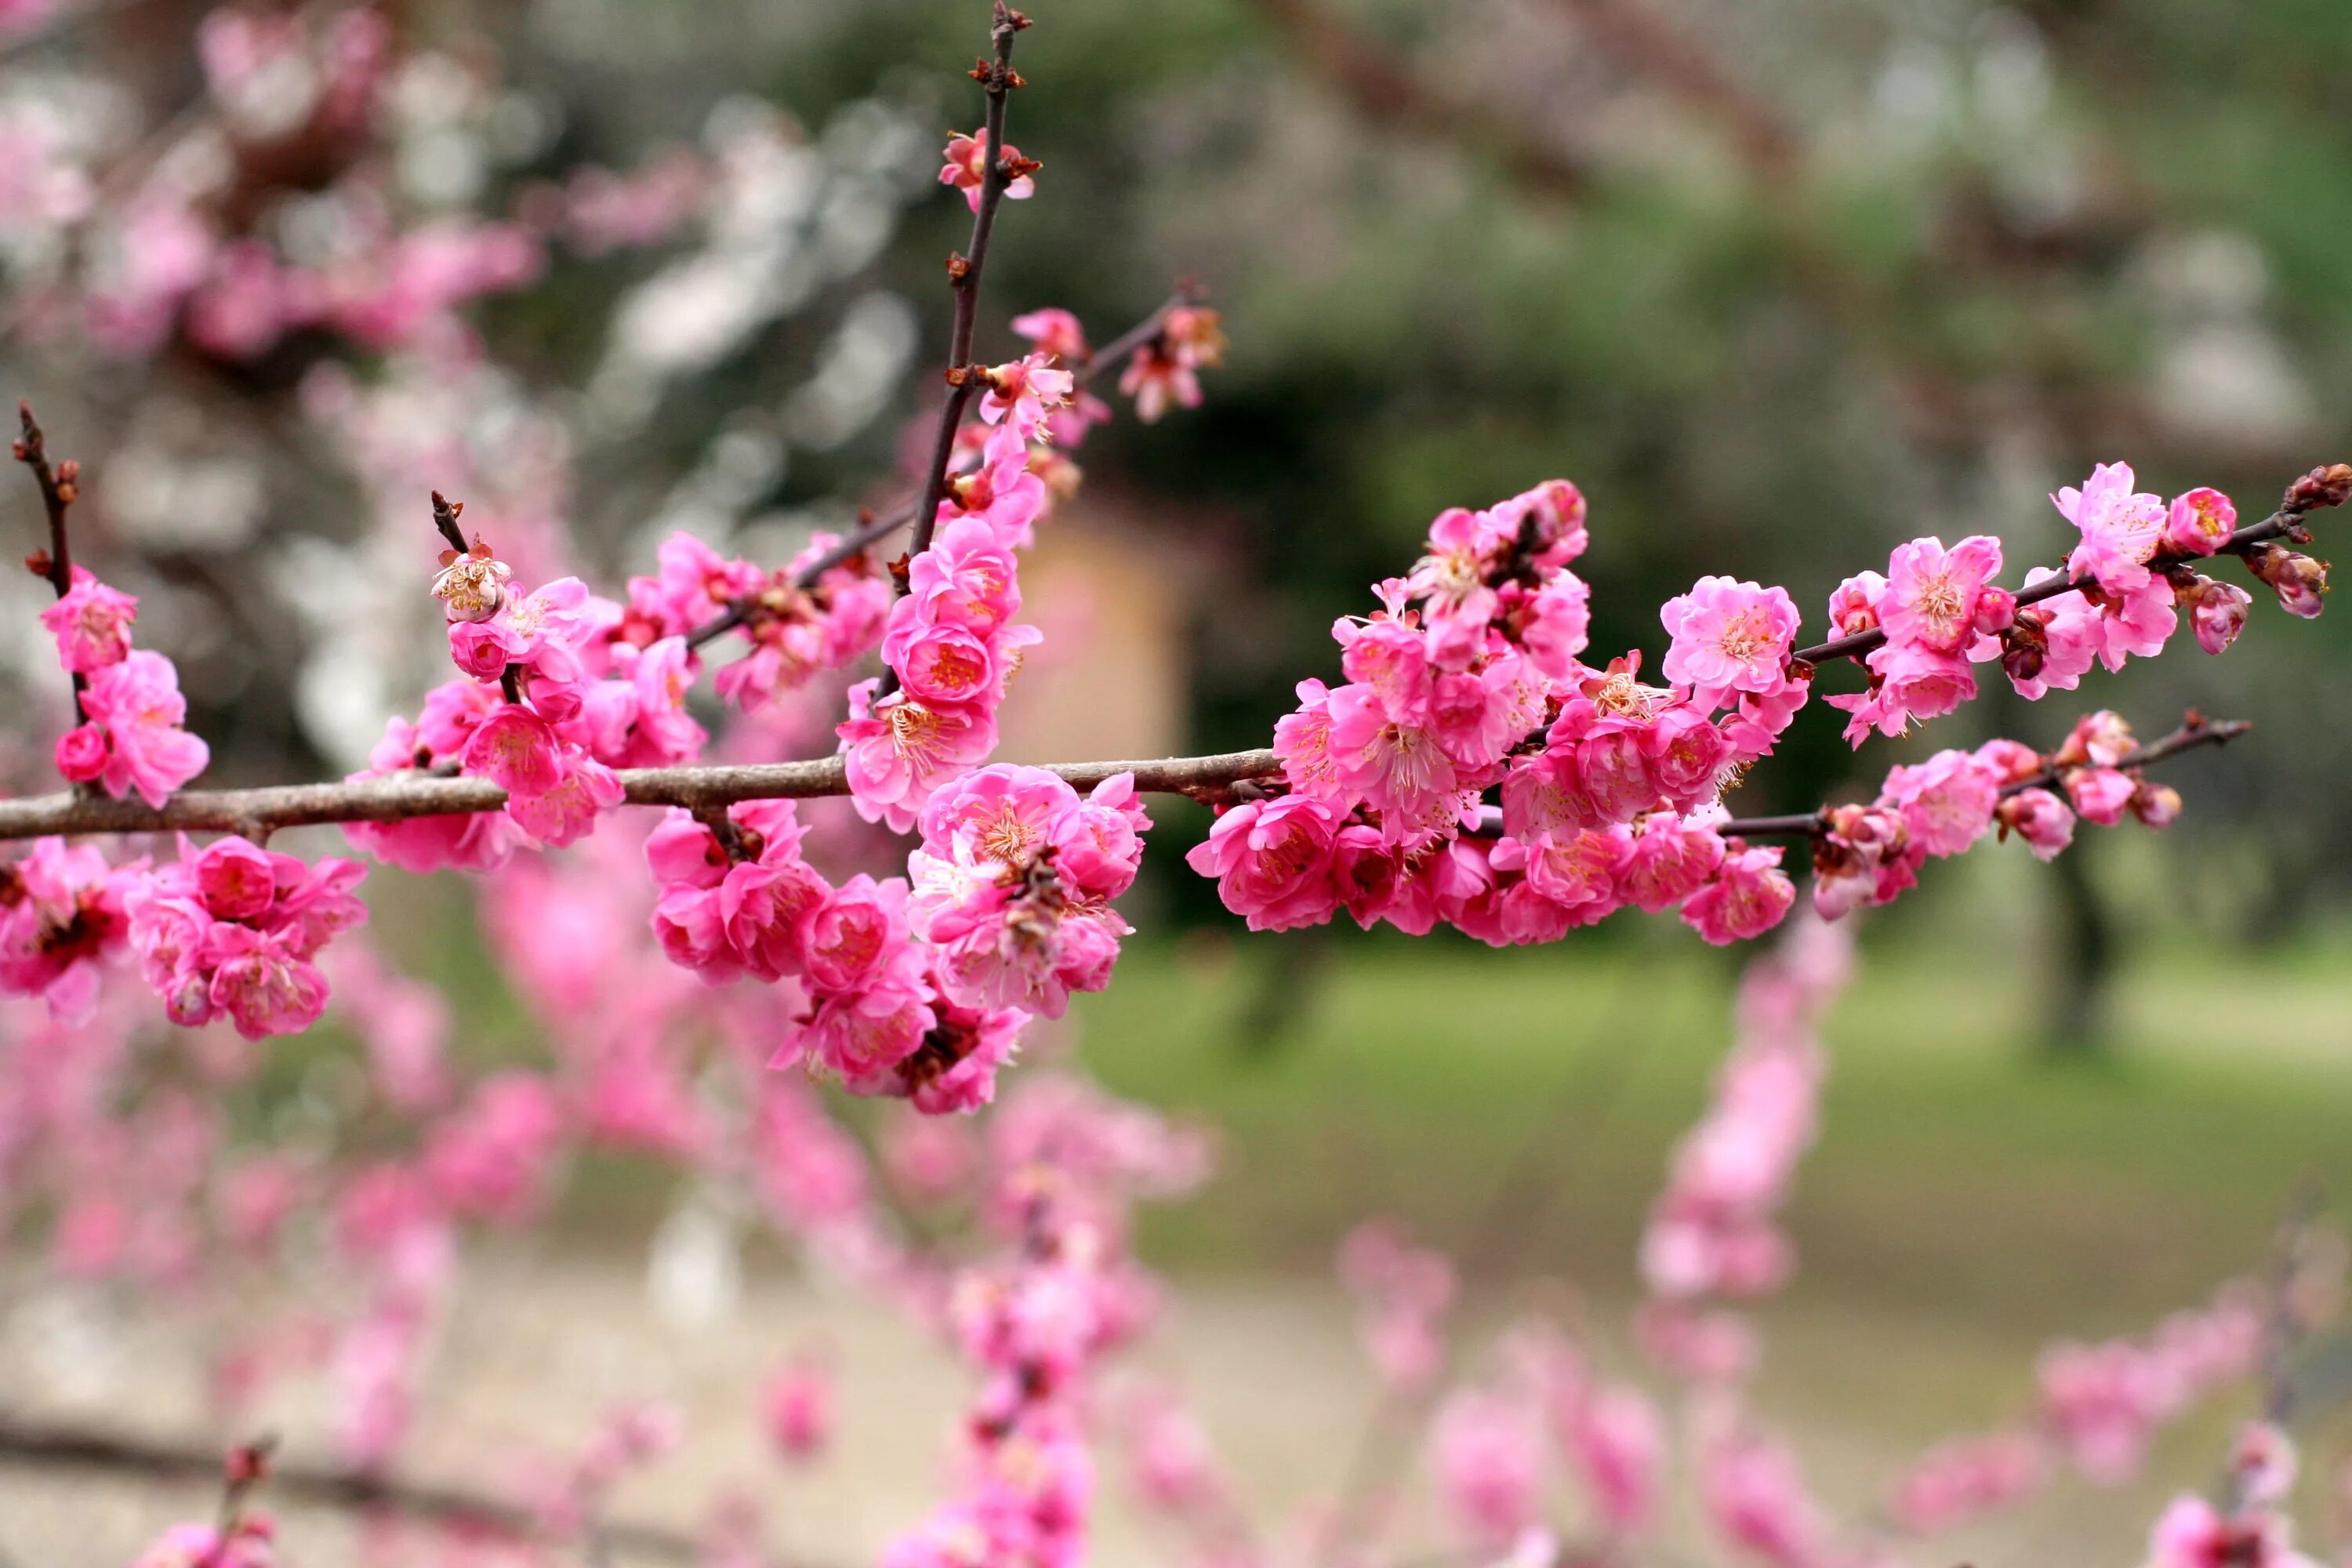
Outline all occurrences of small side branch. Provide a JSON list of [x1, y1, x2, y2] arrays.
[[1715, 712, 2251, 839]]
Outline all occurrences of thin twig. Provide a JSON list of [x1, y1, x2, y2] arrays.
[[0, 1416, 702, 1563], [14, 403, 86, 707], [877, 2, 1028, 700], [1708, 712, 2252, 840]]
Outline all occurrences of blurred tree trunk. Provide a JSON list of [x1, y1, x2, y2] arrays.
[[2043, 837, 2114, 1056]]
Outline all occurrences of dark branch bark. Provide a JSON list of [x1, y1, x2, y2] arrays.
[[0, 750, 1284, 842]]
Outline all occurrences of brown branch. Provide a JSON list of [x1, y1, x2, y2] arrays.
[[14, 404, 86, 710], [0, 1416, 701, 1563], [13, 405, 74, 601], [1715, 711, 2252, 839], [0, 749, 1283, 843], [890, 2, 1027, 645]]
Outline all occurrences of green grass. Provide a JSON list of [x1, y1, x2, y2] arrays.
[[1069, 923, 2352, 1337]]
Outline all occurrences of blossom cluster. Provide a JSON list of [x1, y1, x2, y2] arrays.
[[1825, 465, 2322, 744], [646, 765, 1145, 1113], [123, 836, 368, 1040], [1196, 479, 1801, 946], [1808, 709, 2183, 920], [883, 1074, 1204, 1568], [42, 565, 209, 808]]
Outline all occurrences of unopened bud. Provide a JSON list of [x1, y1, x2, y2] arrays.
[[2283, 463, 2352, 515], [1999, 608, 2049, 684], [2179, 575, 2252, 654], [2246, 543, 2328, 619], [1973, 586, 2017, 636], [2129, 779, 2182, 829]]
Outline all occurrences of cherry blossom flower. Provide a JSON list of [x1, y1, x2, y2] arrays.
[[38, 565, 137, 673], [2165, 487, 2238, 557], [938, 129, 1036, 212], [1681, 843, 1795, 946], [1882, 535, 2002, 655], [1661, 576, 1802, 709], [57, 649, 210, 805], [2057, 461, 2167, 596], [0, 837, 138, 1023]]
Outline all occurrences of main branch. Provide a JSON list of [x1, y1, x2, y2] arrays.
[[0, 750, 1284, 843]]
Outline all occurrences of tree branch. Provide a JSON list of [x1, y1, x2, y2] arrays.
[[1713, 711, 2252, 839], [891, 2, 1027, 622], [0, 1415, 702, 1563], [0, 750, 1284, 843], [1789, 474, 2346, 670]]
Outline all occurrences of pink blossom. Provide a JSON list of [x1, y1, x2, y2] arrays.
[[1432, 1391, 1543, 1547], [2165, 487, 2238, 557], [341, 684, 528, 873], [938, 129, 1036, 213], [0, 838, 137, 1024], [1186, 796, 1343, 932], [1680, 844, 1795, 946], [1886, 1430, 2049, 1536], [1011, 307, 1089, 361], [39, 566, 137, 674], [837, 681, 1000, 834], [129, 1519, 276, 1568], [204, 924, 332, 1039], [1878, 748, 2000, 857], [1569, 1384, 1666, 1534], [425, 1072, 566, 1223], [2090, 576, 2179, 673], [1867, 638, 1977, 732], [1697, 1425, 1831, 1568], [1826, 572, 1886, 635], [1620, 812, 1727, 913], [1995, 788, 2075, 861], [64, 649, 210, 806], [977, 351, 1074, 433], [1882, 535, 2002, 654], [1338, 1221, 1454, 1392], [2065, 766, 2137, 826], [762, 1359, 833, 1462], [2182, 576, 2252, 655], [1660, 576, 1802, 707], [2056, 461, 2166, 595], [2145, 1494, 2316, 1568]]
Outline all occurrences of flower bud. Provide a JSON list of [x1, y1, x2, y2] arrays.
[[2163, 487, 2236, 557], [53, 721, 107, 782], [1973, 586, 2017, 636], [2178, 575, 2251, 655], [1999, 607, 2049, 684], [2284, 463, 2352, 515], [2129, 779, 2182, 829], [2056, 710, 2133, 769], [1995, 787, 2075, 861], [2246, 543, 2328, 619]]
